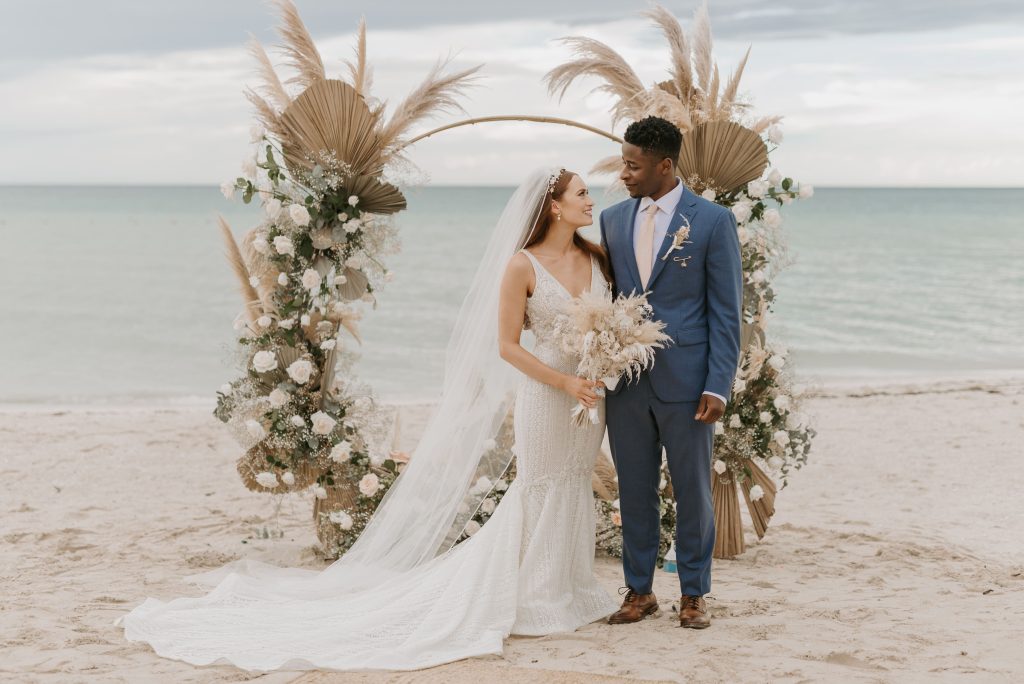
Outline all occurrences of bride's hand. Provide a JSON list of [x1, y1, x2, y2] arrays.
[[561, 376, 600, 408]]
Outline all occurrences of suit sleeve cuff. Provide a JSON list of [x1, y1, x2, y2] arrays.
[[702, 391, 727, 405]]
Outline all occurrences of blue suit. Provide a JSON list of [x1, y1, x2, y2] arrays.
[[599, 184, 742, 596]]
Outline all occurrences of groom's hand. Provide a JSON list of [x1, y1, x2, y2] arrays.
[[694, 394, 725, 424]]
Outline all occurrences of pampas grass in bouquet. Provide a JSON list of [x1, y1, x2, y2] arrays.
[[553, 290, 671, 426]]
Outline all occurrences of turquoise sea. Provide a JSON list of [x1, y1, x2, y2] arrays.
[[1, 186, 1021, 404]]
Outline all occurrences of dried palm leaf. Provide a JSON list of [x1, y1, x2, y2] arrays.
[[678, 120, 768, 194], [276, 345, 303, 374], [377, 58, 482, 151], [217, 216, 263, 326], [344, 174, 407, 215], [247, 35, 290, 111], [272, 0, 325, 89], [719, 47, 751, 118], [544, 37, 647, 125], [644, 5, 693, 103], [320, 346, 338, 400], [345, 17, 372, 97], [740, 460, 777, 539], [279, 79, 384, 177], [712, 469, 744, 558], [337, 267, 370, 301], [691, 1, 714, 95]]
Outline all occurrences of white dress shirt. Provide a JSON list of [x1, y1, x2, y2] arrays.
[[632, 177, 727, 407]]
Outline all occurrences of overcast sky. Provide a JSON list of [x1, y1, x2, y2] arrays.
[[2, 0, 1022, 186]]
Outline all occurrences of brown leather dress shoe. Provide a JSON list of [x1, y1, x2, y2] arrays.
[[608, 588, 659, 624], [679, 594, 710, 629]]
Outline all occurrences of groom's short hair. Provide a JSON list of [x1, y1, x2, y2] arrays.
[[623, 116, 682, 162]]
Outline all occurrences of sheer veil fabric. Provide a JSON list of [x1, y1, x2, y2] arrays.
[[117, 167, 617, 671]]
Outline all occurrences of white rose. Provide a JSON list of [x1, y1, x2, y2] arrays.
[[241, 157, 257, 180], [281, 471, 295, 486], [300, 314, 310, 326], [768, 355, 786, 371], [773, 395, 791, 412], [265, 198, 282, 220], [799, 184, 815, 199], [766, 124, 784, 144], [749, 484, 765, 501], [747, 180, 769, 198], [768, 169, 783, 186], [329, 510, 354, 530], [249, 123, 265, 143], [301, 268, 322, 291], [310, 410, 337, 436], [219, 383, 232, 394], [762, 208, 783, 229], [358, 473, 381, 497], [252, 350, 277, 372], [715, 422, 725, 435], [278, 318, 295, 330], [494, 479, 509, 492], [750, 269, 766, 284], [320, 339, 336, 351], [464, 520, 481, 536], [731, 201, 753, 224], [255, 471, 278, 488], [759, 411, 772, 424], [737, 226, 750, 245], [245, 419, 266, 440], [473, 476, 492, 494], [220, 181, 235, 200], [768, 455, 784, 470], [290, 415, 305, 428], [480, 498, 496, 515], [733, 378, 747, 394], [713, 459, 727, 475], [348, 194, 359, 206], [251, 236, 271, 255], [258, 315, 273, 329], [701, 188, 716, 201], [288, 203, 311, 226], [286, 359, 313, 384], [344, 219, 361, 235], [312, 485, 327, 499], [330, 440, 353, 463], [273, 235, 295, 256], [772, 430, 791, 447], [268, 388, 289, 408], [277, 272, 288, 286], [333, 274, 348, 286], [729, 414, 742, 429]]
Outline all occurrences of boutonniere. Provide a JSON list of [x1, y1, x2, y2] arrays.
[[660, 215, 693, 267]]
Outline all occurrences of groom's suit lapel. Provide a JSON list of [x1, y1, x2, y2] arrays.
[[621, 199, 645, 294], [646, 186, 700, 289]]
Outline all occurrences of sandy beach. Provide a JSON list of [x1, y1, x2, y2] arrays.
[[2, 378, 1023, 683]]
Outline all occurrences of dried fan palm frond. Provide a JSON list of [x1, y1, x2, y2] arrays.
[[544, 36, 648, 125], [336, 267, 370, 301], [272, 0, 325, 89], [678, 120, 768, 194], [218, 216, 263, 326], [712, 469, 744, 558], [247, 35, 291, 111], [740, 460, 777, 539], [377, 58, 482, 152], [719, 47, 751, 118], [344, 174, 406, 215], [279, 79, 384, 177], [691, 1, 714, 95], [643, 5, 693, 103], [320, 346, 338, 399], [345, 17, 372, 97]]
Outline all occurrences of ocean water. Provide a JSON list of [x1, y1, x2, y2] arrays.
[[1, 185, 1021, 404]]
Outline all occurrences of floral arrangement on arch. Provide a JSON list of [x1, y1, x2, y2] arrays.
[[543, 1, 816, 557], [213, 0, 479, 557]]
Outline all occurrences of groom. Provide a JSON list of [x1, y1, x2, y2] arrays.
[[599, 116, 742, 629]]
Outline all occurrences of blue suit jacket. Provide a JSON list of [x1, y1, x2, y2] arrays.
[[599, 185, 743, 403]]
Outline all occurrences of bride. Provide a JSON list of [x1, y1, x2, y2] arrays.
[[118, 167, 621, 671]]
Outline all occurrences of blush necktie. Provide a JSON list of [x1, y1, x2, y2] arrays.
[[635, 202, 658, 288]]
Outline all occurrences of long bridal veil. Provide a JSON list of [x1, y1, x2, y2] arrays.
[[118, 167, 558, 670]]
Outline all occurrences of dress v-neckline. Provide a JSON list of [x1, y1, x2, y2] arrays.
[[524, 250, 594, 299]]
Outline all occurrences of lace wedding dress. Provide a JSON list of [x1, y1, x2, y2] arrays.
[[118, 247, 618, 672]]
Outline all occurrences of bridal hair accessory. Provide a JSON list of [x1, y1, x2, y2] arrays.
[[547, 168, 567, 195], [660, 215, 692, 267]]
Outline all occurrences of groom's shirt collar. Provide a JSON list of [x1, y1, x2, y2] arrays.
[[638, 176, 684, 216]]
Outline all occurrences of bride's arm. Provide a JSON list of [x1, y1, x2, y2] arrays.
[[498, 253, 599, 408]]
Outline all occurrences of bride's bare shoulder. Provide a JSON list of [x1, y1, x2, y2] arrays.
[[502, 251, 536, 288]]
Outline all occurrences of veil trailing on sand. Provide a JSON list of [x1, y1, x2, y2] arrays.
[[117, 168, 559, 668]]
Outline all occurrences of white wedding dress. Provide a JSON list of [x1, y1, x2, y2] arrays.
[[119, 246, 618, 672]]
